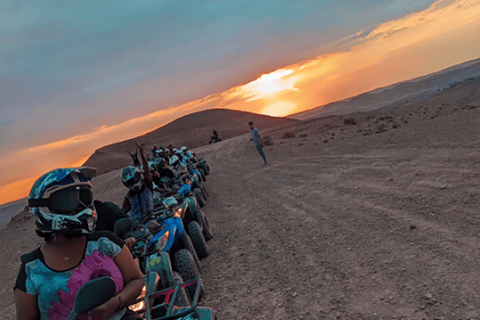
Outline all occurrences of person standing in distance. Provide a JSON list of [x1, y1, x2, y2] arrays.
[[248, 121, 267, 165]]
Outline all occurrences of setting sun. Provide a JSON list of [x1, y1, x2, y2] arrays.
[[261, 100, 298, 117]]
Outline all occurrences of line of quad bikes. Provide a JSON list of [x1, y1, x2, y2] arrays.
[[69, 154, 218, 320]]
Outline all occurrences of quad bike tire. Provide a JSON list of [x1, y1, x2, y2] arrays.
[[204, 165, 211, 175], [193, 181, 208, 200], [200, 181, 209, 199], [171, 272, 191, 307], [184, 233, 201, 272], [193, 209, 213, 241], [187, 221, 209, 259], [199, 169, 207, 182], [194, 188, 205, 207], [173, 249, 205, 300]]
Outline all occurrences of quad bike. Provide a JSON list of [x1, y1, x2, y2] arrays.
[[153, 181, 213, 242], [145, 277, 216, 320], [114, 214, 205, 301], [172, 186, 213, 242], [161, 175, 206, 208], [153, 197, 210, 261], [196, 159, 211, 176], [66, 276, 215, 320], [187, 163, 208, 196]]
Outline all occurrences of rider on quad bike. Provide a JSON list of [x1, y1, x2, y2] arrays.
[[169, 155, 188, 179], [209, 130, 221, 144], [122, 142, 157, 229]]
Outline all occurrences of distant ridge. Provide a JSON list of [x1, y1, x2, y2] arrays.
[[83, 108, 299, 175], [289, 58, 480, 120]]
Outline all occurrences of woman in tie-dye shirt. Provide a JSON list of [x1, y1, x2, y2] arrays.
[[14, 167, 144, 320]]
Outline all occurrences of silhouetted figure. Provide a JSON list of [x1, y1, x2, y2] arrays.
[[209, 130, 221, 144]]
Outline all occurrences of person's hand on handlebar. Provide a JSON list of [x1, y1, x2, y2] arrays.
[[124, 237, 137, 250]]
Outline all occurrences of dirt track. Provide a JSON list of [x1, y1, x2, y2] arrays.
[[1, 98, 480, 320], [196, 104, 480, 319]]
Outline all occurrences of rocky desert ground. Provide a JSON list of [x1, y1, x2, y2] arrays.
[[1, 78, 479, 319]]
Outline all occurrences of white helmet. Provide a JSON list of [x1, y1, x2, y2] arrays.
[[169, 155, 180, 168]]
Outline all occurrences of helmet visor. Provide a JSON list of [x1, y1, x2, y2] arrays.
[[29, 186, 93, 214], [125, 172, 142, 189]]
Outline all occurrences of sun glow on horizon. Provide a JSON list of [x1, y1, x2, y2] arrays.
[[229, 69, 299, 102], [260, 100, 298, 117]]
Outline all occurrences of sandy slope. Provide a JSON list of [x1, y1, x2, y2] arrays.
[[84, 109, 298, 175], [1, 79, 479, 319], [290, 58, 480, 121], [192, 95, 480, 319]]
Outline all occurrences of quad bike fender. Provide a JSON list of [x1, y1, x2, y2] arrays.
[[179, 202, 189, 219], [171, 216, 186, 235], [173, 307, 215, 320], [145, 252, 174, 289], [144, 271, 160, 297], [196, 307, 215, 320], [185, 197, 199, 214]]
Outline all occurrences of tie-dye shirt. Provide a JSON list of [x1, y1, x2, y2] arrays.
[[15, 231, 126, 320]]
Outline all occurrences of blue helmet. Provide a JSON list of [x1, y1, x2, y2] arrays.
[[28, 167, 97, 236]]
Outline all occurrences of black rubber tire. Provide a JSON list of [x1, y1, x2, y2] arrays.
[[194, 209, 213, 241], [171, 272, 191, 307], [200, 186, 208, 201], [173, 249, 205, 300], [204, 165, 210, 175], [187, 221, 209, 259], [199, 169, 206, 182], [199, 181, 209, 199], [194, 181, 207, 201], [184, 233, 201, 272], [194, 188, 205, 207]]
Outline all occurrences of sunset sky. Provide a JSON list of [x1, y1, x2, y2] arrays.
[[1, 0, 480, 205]]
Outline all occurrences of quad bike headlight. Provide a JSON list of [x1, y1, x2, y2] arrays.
[[157, 231, 170, 251], [129, 285, 147, 313], [174, 207, 183, 218]]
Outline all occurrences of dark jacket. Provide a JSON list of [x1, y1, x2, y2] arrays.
[[94, 200, 128, 233]]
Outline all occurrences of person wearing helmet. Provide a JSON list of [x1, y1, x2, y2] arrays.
[[156, 148, 165, 159], [121, 142, 155, 223], [15, 167, 144, 320], [153, 157, 175, 180], [181, 146, 196, 163], [169, 155, 188, 179], [151, 144, 160, 158], [174, 149, 187, 165]]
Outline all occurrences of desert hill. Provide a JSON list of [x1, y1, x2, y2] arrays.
[[290, 57, 480, 120], [2, 77, 479, 319], [83, 109, 300, 175]]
